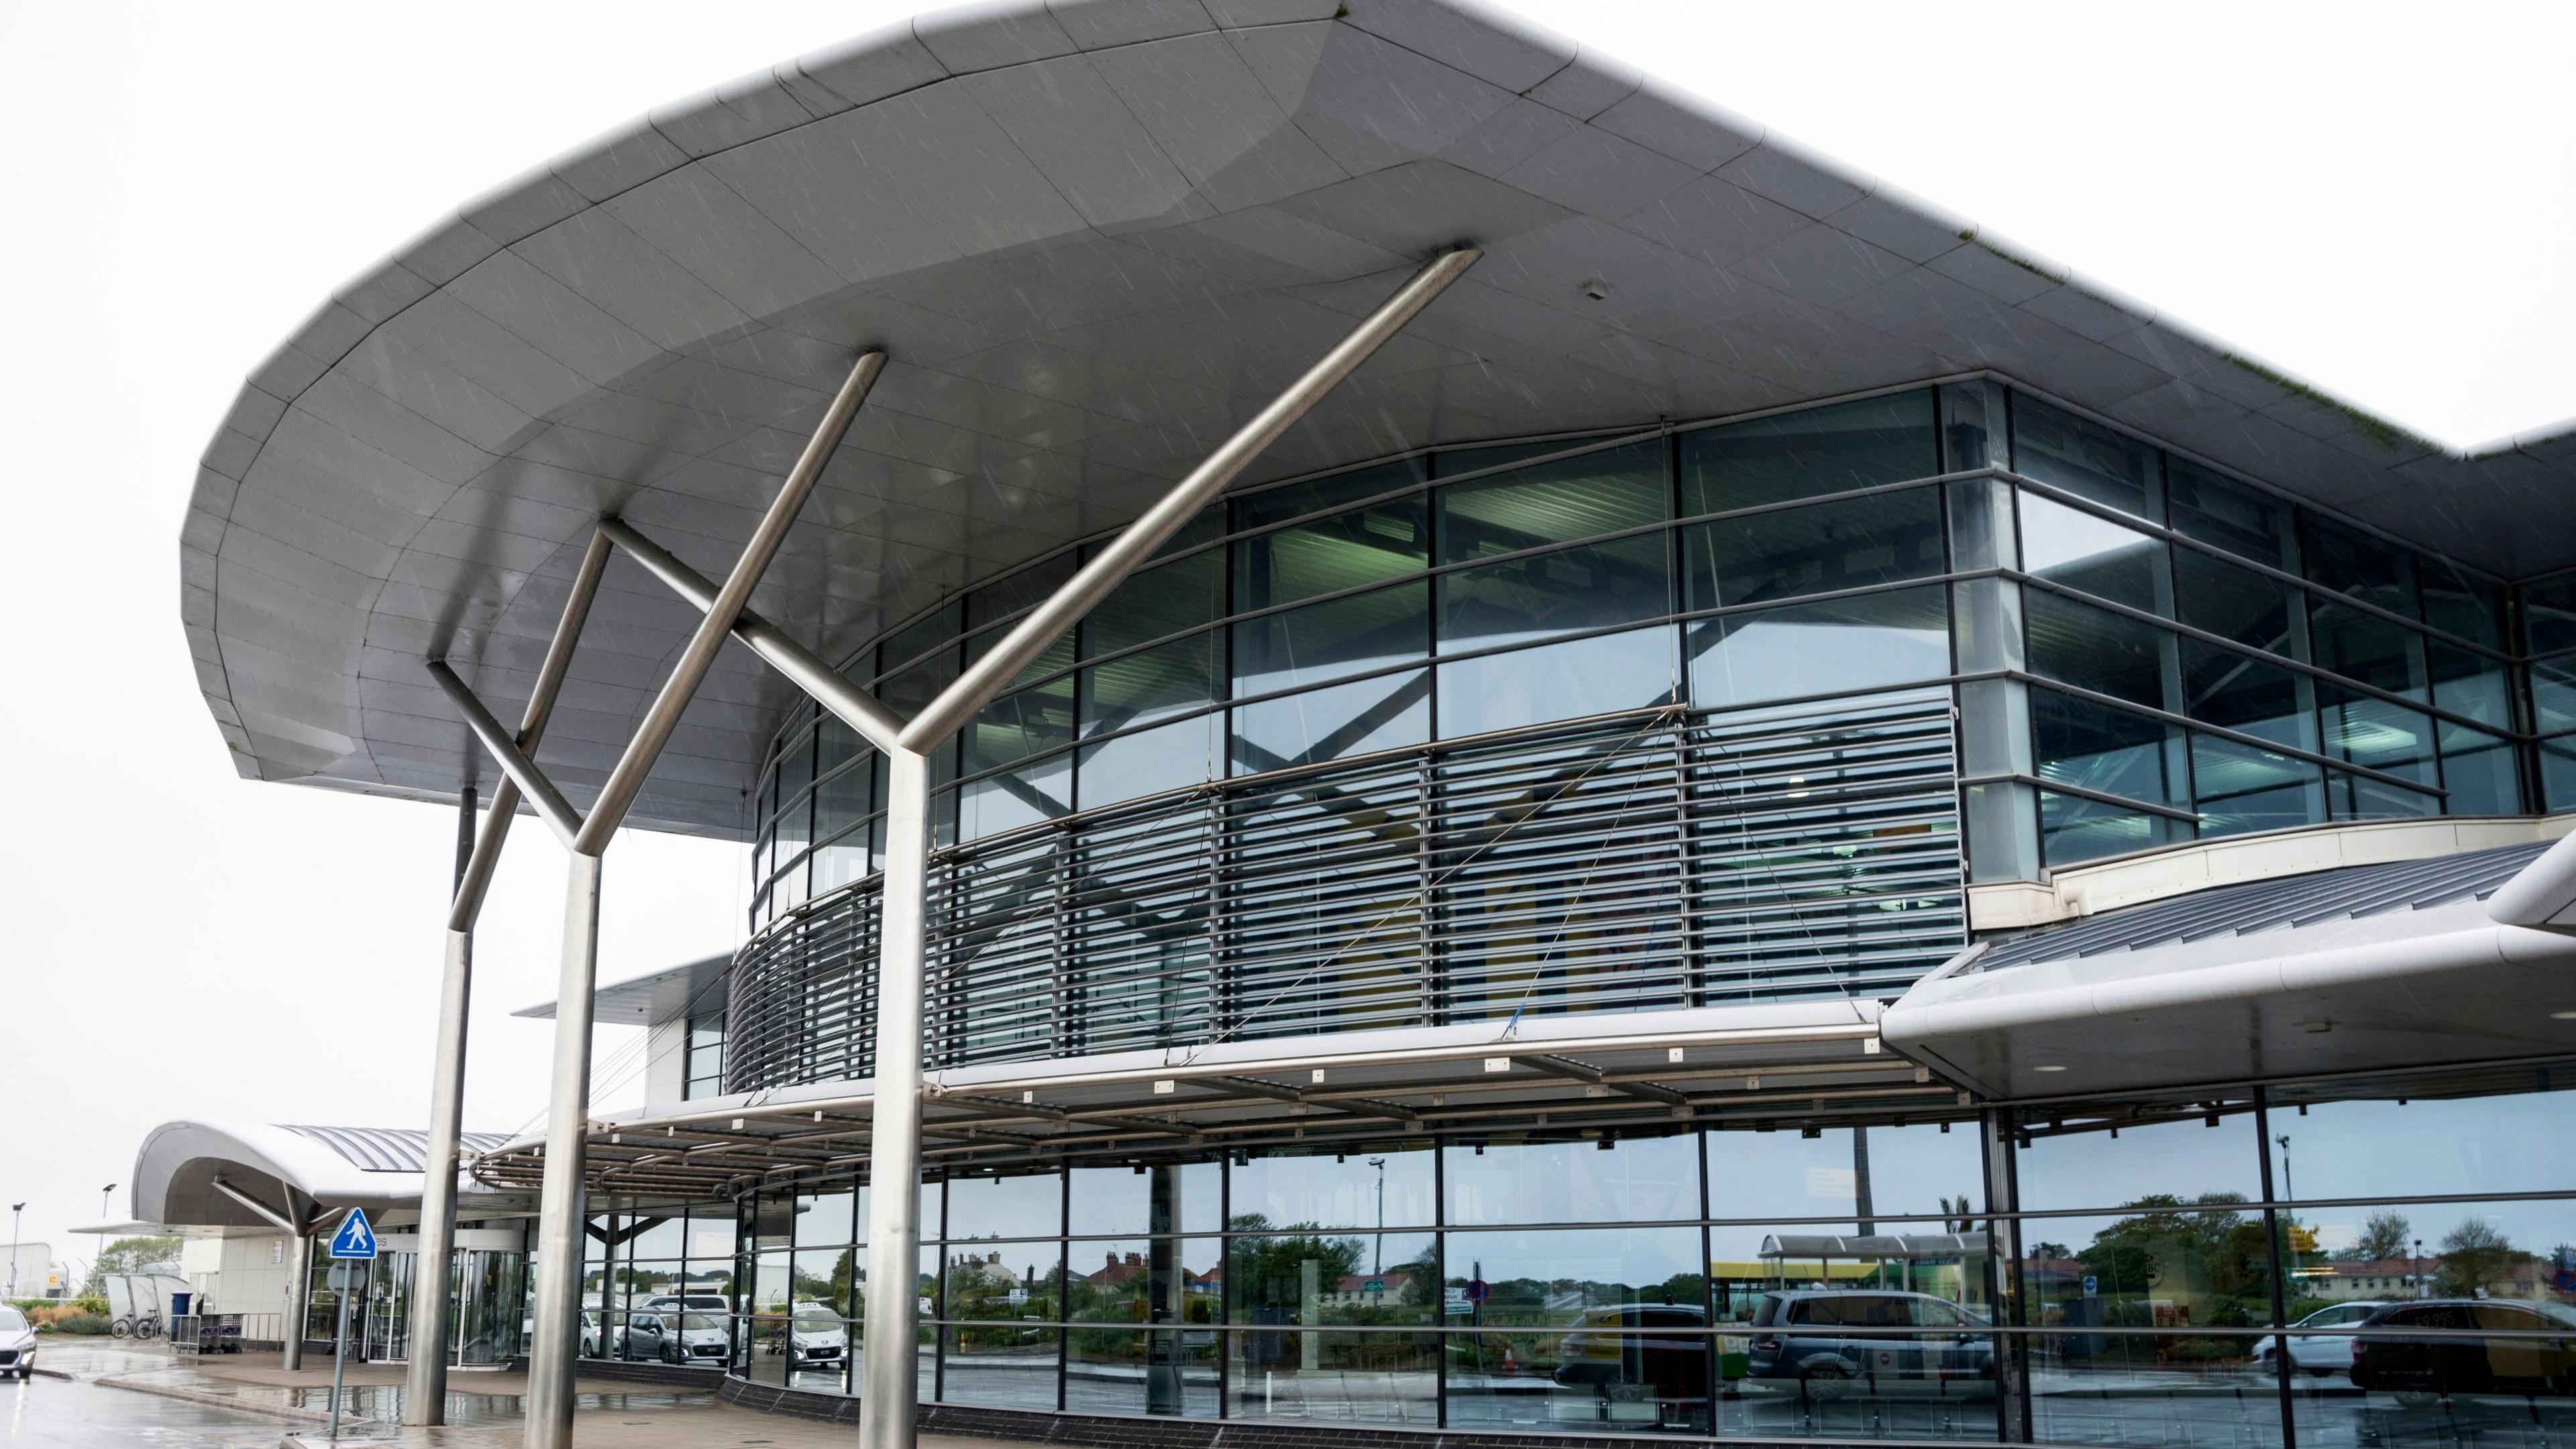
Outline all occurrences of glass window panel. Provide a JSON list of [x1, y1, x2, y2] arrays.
[[2526, 572, 2576, 655], [1232, 1147, 1436, 1230], [2266, 1072, 2576, 1201], [2021, 1205, 2277, 1330], [685, 1210, 737, 1267], [1443, 535, 1668, 651], [1447, 1325, 1723, 1438], [1709, 1222, 1994, 1324], [945, 1172, 1063, 1241], [2308, 600, 2424, 698], [1236, 490, 1427, 611], [944, 1242, 1061, 1322], [2032, 689, 2184, 809], [2041, 790, 2186, 867], [623, 1214, 684, 1261], [957, 753, 1071, 842], [2324, 768, 2438, 822], [2167, 457, 2293, 568], [2301, 513, 2417, 619], [1444, 1133, 1700, 1226], [2180, 640, 2310, 751], [1234, 583, 1427, 698], [1083, 549, 1224, 658], [2298, 1322, 2576, 1446], [1436, 627, 1675, 737], [1438, 439, 1668, 563], [812, 747, 875, 844], [812, 823, 875, 894], [1077, 712, 1221, 809], [1065, 1326, 1218, 1418], [1235, 459, 1424, 533], [938, 1324, 1059, 1409], [1442, 1228, 1704, 1326], [2011, 394, 2161, 521], [2019, 493, 2159, 611], [771, 853, 808, 913], [2436, 721, 2522, 816], [2532, 655, 2576, 734], [1682, 488, 1945, 612], [2015, 1103, 2262, 1210], [1080, 634, 1218, 739], [1707, 1123, 1985, 1222], [1435, 433, 1620, 478], [1066, 1162, 1222, 1238], [2547, 738, 2576, 813], [963, 671, 1075, 776], [2192, 733, 2324, 837], [1064, 1239, 1165, 1322], [2316, 686, 2437, 790], [879, 602, 961, 680], [2428, 642, 2514, 731], [2419, 556, 2506, 648], [775, 727, 814, 806], [794, 1192, 855, 1250], [2173, 548, 2298, 657], [1681, 390, 1935, 514], [2284, 1199, 2576, 1305], [1229, 1231, 1439, 1325], [851, 1181, 945, 1244], [2028, 1334, 2278, 1448], [1686, 586, 1950, 709], [792, 1248, 855, 1318], [967, 551, 1079, 632], [1230, 670, 1429, 775], [1224, 1330, 1438, 1424], [2027, 593, 2171, 710]]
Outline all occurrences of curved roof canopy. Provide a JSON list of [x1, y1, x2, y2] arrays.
[[133, 1121, 517, 1231], [184, 0, 2576, 838]]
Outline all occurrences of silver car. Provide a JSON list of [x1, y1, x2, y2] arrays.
[[0, 1307, 34, 1380]]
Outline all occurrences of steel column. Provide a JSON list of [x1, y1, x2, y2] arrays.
[[282, 1225, 314, 1370], [857, 747, 931, 1449], [524, 851, 604, 1449], [402, 788, 479, 1425]]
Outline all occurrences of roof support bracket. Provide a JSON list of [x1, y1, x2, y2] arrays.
[[425, 660, 584, 848]]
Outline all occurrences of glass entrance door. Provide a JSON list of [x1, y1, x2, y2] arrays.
[[452, 1250, 525, 1364], [361, 1253, 413, 1362]]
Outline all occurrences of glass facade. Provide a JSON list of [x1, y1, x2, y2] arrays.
[[669, 1060, 2576, 1448], [729, 382, 2548, 1095]]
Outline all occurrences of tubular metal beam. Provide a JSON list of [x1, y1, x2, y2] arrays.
[[858, 747, 932, 1449], [900, 248, 1479, 750], [597, 517, 906, 755], [282, 1225, 315, 1371], [402, 786, 479, 1426], [858, 252, 1474, 1449], [524, 851, 603, 1449], [208, 1177, 301, 1236], [447, 529, 615, 931], [572, 350, 884, 855], [426, 661, 582, 847]]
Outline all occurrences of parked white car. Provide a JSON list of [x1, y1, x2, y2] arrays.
[[621, 1311, 734, 1364], [789, 1304, 847, 1368], [2255, 1301, 2389, 1376], [0, 1307, 36, 1380]]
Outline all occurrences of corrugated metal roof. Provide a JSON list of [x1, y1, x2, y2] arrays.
[[1974, 840, 2548, 971], [279, 1125, 513, 1174]]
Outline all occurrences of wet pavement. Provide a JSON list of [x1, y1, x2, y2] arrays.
[[0, 1372, 286, 1448]]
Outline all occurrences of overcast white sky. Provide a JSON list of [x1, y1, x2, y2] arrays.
[[1, 0, 2567, 1278]]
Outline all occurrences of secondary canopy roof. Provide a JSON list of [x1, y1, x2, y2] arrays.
[[132, 1122, 521, 1232], [184, 0, 2576, 837]]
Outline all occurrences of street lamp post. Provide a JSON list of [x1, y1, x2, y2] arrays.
[[1368, 1159, 1386, 1275], [2412, 1239, 2425, 1299], [101, 1184, 117, 1220], [7, 1202, 21, 1298]]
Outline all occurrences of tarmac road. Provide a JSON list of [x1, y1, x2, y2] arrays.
[[0, 1371, 297, 1448]]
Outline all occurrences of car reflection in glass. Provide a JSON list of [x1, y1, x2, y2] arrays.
[[2254, 1301, 2388, 1379], [2349, 1299, 2576, 1404], [1551, 1303, 1711, 1417], [1743, 1291, 1994, 1401]]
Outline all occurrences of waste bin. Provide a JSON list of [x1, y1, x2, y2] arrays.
[[170, 1291, 193, 1319]]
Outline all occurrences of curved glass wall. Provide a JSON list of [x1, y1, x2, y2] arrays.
[[704, 1059, 2576, 1448], [734, 382, 2540, 1091]]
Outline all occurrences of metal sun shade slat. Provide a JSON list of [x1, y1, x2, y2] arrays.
[[716, 695, 1963, 1092]]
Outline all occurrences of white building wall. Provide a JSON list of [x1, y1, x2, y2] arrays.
[[645, 1016, 687, 1106], [180, 1233, 297, 1323]]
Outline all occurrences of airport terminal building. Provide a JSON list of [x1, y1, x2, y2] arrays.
[[153, 1, 2576, 1446]]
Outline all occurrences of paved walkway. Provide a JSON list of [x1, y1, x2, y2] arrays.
[[33, 1340, 1012, 1448]]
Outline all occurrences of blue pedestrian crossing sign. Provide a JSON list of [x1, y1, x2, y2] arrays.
[[328, 1208, 378, 1260]]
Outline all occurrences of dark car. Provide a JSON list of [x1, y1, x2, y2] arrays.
[[1552, 1303, 1711, 1391], [2349, 1299, 2576, 1402], [1744, 1291, 1994, 1401]]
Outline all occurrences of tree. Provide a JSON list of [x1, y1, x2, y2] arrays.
[[2432, 1219, 2521, 1297], [2348, 1209, 2411, 1263], [83, 1236, 183, 1294]]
